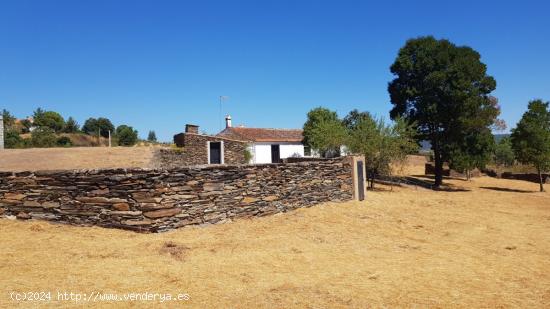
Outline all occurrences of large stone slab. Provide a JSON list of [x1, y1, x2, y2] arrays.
[[143, 208, 181, 218]]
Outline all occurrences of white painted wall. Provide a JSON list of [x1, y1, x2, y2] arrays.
[[252, 144, 272, 164], [280, 143, 304, 158], [250, 142, 305, 163]]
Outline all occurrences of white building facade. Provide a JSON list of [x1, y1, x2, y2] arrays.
[[217, 115, 310, 164], [248, 142, 305, 164]]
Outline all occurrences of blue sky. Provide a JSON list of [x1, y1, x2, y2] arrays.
[[1, 0, 549, 141]]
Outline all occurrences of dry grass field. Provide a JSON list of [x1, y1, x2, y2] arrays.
[[0, 147, 156, 171], [1, 172, 549, 308]]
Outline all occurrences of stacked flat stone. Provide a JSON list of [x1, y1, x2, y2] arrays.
[[0, 158, 353, 232]]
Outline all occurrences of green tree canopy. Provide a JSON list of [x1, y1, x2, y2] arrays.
[[82, 117, 114, 138], [447, 128, 495, 179], [4, 129, 23, 148], [116, 125, 138, 146], [494, 136, 515, 167], [388, 36, 498, 187], [33, 109, 66, 132], [303, 107, 347, 157], [147, 130, 157, 142], [346, 112, 417, 188], [511, 99, 550, 192], [63, 117, 80, 133], [2, 109, 16, 129]]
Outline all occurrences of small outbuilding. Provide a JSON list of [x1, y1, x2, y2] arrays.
[[172, 124, 249, 165], [216, 115, 309, 164], [172, 116, 313, 165]]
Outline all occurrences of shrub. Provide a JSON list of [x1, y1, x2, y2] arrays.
[[116, 125, 138, 146], [82, 117, 114, 138], [244, 148, 253, 163], [30, 127, 58, 147], [4, 129, 24, 148], [56, 136, 73, 147]]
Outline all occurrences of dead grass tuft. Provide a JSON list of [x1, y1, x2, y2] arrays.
[[29, 223, 44, 232], [159, 241, 189, 261]]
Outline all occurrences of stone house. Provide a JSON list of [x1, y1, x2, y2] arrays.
[[172, 116, 312, 165], [216, 115, 309, 164], [172, 124, 249, 165]]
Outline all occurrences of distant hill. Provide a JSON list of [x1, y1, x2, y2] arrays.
[[419, 133, 511, 152], [494, 134, 510, 143]]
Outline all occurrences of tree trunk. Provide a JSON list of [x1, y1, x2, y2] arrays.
[[538, 168, 545, 192], [433, 146, 443, 188]]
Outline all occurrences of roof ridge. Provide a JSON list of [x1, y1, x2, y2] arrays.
[[231, 127, 302, 131]]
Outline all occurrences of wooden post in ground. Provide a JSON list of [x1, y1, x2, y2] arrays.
[[347, 155, 367, 201], [0, 117, 4, 150]]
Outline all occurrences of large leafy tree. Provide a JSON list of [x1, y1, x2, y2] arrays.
[[302, 107, 347, 157], [82, 117, 114, 138], [511, 99, 550, 192], [388, 36, 498, 187], [33, 108, 66, 132]]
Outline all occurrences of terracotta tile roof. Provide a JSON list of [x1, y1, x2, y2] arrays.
[[217, 127, 304, 143]]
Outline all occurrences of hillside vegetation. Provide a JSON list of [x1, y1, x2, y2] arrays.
[[2, 108, 149, 148]]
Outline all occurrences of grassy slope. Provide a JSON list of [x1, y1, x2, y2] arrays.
[[0, 147, 156, 171]]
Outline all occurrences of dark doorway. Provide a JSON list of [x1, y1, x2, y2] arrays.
[[271, 144, 281, 163], [357, 160, 365, 201], [209, 142, 221, 164]]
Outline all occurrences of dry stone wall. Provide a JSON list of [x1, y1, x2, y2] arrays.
[[0, 158, 354, 232]]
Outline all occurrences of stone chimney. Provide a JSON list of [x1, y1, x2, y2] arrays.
[[185, 124, 199, 134], [225, 115, 232, 128]]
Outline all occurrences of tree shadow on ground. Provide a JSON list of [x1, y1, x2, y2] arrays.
[[480, 186, 536, 193], [411, 174, 468, 182], [376, 175, 470, 192]]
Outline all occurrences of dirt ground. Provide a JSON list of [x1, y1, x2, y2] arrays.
[[1, 172, 549, 308], [0, 147, 156, 171]]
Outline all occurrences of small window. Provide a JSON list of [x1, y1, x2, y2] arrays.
[[304, 145, 311, 157]]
